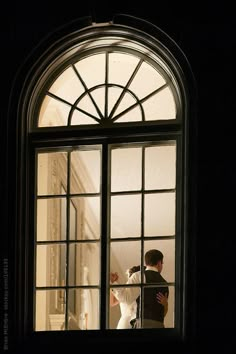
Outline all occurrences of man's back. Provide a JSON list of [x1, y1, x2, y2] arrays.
[[135, 268, 169, 328], [143, 270, 169, 322]]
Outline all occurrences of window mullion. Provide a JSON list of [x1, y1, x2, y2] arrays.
[[100, 142, 109, 329], [64, 151, 71, 330]]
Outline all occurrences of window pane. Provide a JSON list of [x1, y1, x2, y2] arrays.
[[111, 195, 141, 238], [69, 243, 100, 286], [145, 144, 176, 190], [144, 239, 175, 283], [70, 149, 101, 194], [36, 244, 66, 287], [110, 241, 141, 284], [165, 285, 175, 328], [110, 91, 142, 122], [70, 197, 100, 240], [38, 95, 71, 127], [35, 290, 66, 331], [108, 53, 139, 88], [141, 285, 175, 328], [37, 152, 67, 195], [143, 86, 176, 120], [109, 286, 140, 329], [129, 61, 166, 100], [37, 198, 66, 241], [71, 105, 100, 125], [48, 66, 85, 104], [68, 289, 100, 330], [144, 192, 176, 236], [74, 54, 106, 92], [111, 147, 142, 192]]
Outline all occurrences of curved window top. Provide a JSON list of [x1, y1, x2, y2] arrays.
[[29, 22, 184, 130]]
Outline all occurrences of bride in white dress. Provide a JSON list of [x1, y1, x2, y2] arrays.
[[110, 266, 141, 329]]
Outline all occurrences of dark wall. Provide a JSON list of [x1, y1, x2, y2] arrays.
[[2, 2, 236, 353]]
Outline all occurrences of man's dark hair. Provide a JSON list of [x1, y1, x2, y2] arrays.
[[145, 249, 163, 266]]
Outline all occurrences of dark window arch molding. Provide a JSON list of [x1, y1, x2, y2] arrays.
[[7, 13, 198, 351]]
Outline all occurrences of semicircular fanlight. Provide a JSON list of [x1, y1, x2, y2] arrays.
[[38, 49, 177, 128]]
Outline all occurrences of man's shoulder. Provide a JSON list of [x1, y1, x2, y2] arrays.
[[145, 270, 168, 283], [158, 273, 168, 284]]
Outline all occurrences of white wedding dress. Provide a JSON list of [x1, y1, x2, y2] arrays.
[[116, 301, 137, 329]]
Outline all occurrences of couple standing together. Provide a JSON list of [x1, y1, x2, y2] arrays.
[[110, 249, 169, 329]]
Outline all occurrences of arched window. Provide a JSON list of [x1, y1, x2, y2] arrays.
[[15, 14, 196, 339]]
